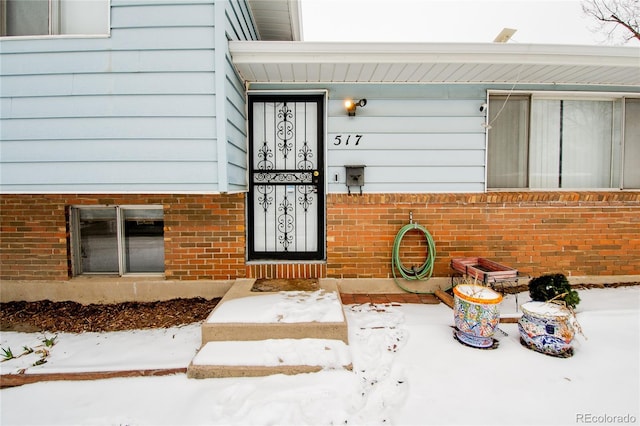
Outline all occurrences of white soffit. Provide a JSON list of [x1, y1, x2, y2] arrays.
[[248, 0, 302, 41], [229, 41, 640, 86]]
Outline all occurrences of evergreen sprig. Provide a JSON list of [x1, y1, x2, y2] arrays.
[[528, 273, 580, 309]]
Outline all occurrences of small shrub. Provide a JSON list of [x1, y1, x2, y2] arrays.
[[42, 335, 57, 347], [1, 346, 14, 361], [528, 273, 580, 309]]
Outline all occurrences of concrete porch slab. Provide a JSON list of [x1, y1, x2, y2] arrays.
[[200, 278, 349, 344], [187, 338, 352, 379]]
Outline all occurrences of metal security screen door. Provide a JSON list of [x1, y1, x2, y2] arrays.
[[248, 95, 325, 261]]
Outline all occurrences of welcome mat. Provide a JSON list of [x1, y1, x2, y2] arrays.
[[251, 278, 320, 292]]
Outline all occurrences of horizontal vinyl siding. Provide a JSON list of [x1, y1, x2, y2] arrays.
[[2, 139, 216, 162], [223, 0, 254, 192], [2, 117, 216, 140], [111, 3, 216, 28], [1, 95, 215, 118], [0, 1, 219, 194], [0, 73, 216, 97], [327, 97, 486, 193], [226, 68, 249, 191], [225, 0, 258, 42]]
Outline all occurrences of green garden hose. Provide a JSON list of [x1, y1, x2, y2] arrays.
[[391, 222, 436, 294]]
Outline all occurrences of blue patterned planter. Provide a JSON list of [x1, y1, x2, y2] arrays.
[[453, 284, 502, 348], [518, 301, 575, 356]]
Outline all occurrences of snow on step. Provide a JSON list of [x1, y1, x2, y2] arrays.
[[193, 338, 351, 367], [188, 339, 352, 378], [207, 290, 344, 324]]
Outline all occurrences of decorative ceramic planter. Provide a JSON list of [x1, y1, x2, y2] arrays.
[[518, 301, 575, 356], [453, 284, 503, 348]]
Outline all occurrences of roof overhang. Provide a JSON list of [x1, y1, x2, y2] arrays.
[[248, 0, 302, 41], [229, 41, 640, 87]]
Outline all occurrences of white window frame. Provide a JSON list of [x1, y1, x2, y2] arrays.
[[486, 90, 640, 191], [0, 0, 110, 38], [70, 205, 164, 277]]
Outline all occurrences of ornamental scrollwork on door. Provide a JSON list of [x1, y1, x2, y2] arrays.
[[297, 141, 314, 171], [257, 141, 274, 171], [277, 195, 294, 251], [276, 104, 294, 160], [254, 172, 313, 184], [256, 185, 274, 213], [251, 99, 321, 256], [297, 185, 315, 213]]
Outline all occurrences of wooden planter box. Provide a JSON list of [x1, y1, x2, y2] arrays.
[[451, 257, 518, 283]]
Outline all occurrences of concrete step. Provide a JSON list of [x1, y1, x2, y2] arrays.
[[200, 278, 349, 344], [187, 338, 352, 379]]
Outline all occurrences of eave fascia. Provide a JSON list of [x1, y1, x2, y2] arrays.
[[229, 41, 640, 68]]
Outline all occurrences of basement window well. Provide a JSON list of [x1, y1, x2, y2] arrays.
[[70, 206, 165, 276]]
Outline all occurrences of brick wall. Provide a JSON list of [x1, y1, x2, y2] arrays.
[[0, 195, 68, 280], [326, 192, 640, 279], [164, 194, 245, 280], [0, 194, 246, 281], [2, 191, 639, 282]]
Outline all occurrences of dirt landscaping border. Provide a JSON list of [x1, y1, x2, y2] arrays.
[[0, 368, 187, 389]]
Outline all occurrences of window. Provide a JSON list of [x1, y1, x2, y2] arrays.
[[1, 0, 109, 37], [71, 206, 165, 275], [623, 99, 640, 188], [487, 94, 639, 190], [486, 95, 530, 188]]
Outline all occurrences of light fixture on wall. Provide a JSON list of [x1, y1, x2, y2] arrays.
[[345, 98, 367, 116]]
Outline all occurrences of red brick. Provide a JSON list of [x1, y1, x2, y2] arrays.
[[2, 191, 639, 282]]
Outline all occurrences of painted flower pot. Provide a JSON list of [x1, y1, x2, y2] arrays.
[[453, 284, 503, 348], [518, 301, 575, 356]]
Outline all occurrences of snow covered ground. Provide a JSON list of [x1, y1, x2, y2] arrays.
[[1, 286, 638, 425]]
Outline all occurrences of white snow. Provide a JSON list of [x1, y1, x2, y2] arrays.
[[192, 339, 351, 367], [207, 290, 345, 323], [455, 283, 502, 301], [1, 286, 639, 425], [522, 300, 572, 317], [0, 324, 201, 375]]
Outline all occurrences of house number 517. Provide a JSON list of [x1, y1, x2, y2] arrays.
[[333, 134, 363, 146]]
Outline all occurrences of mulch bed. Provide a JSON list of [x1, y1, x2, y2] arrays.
[[492, 281, 639, 294], [1, 282, 637, 334], [0, 298, 221, 389], [251, 278, 319, 292], [0, 298, 221, 333]]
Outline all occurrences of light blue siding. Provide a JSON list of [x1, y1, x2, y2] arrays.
[[221, 1, 254, 192], [1, 0, 255, 194], [2, 117, 216, 140], [225, 58, 249, 191], [2, 139, 217, 162], [246, 83, 488, 193], [2, 162, 216, 185], [1, 73, 216, 97], [330, 116, 483, 134], [326, 95, 486, 194], [2, 95, 216, 118], [225, 0, 258, 41], [111, 3, 216, 28]]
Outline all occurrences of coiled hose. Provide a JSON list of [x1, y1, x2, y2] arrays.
[[392, 222, 436, 294]]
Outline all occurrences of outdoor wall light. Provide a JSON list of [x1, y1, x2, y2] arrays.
[[345, 98, 367, 116]]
